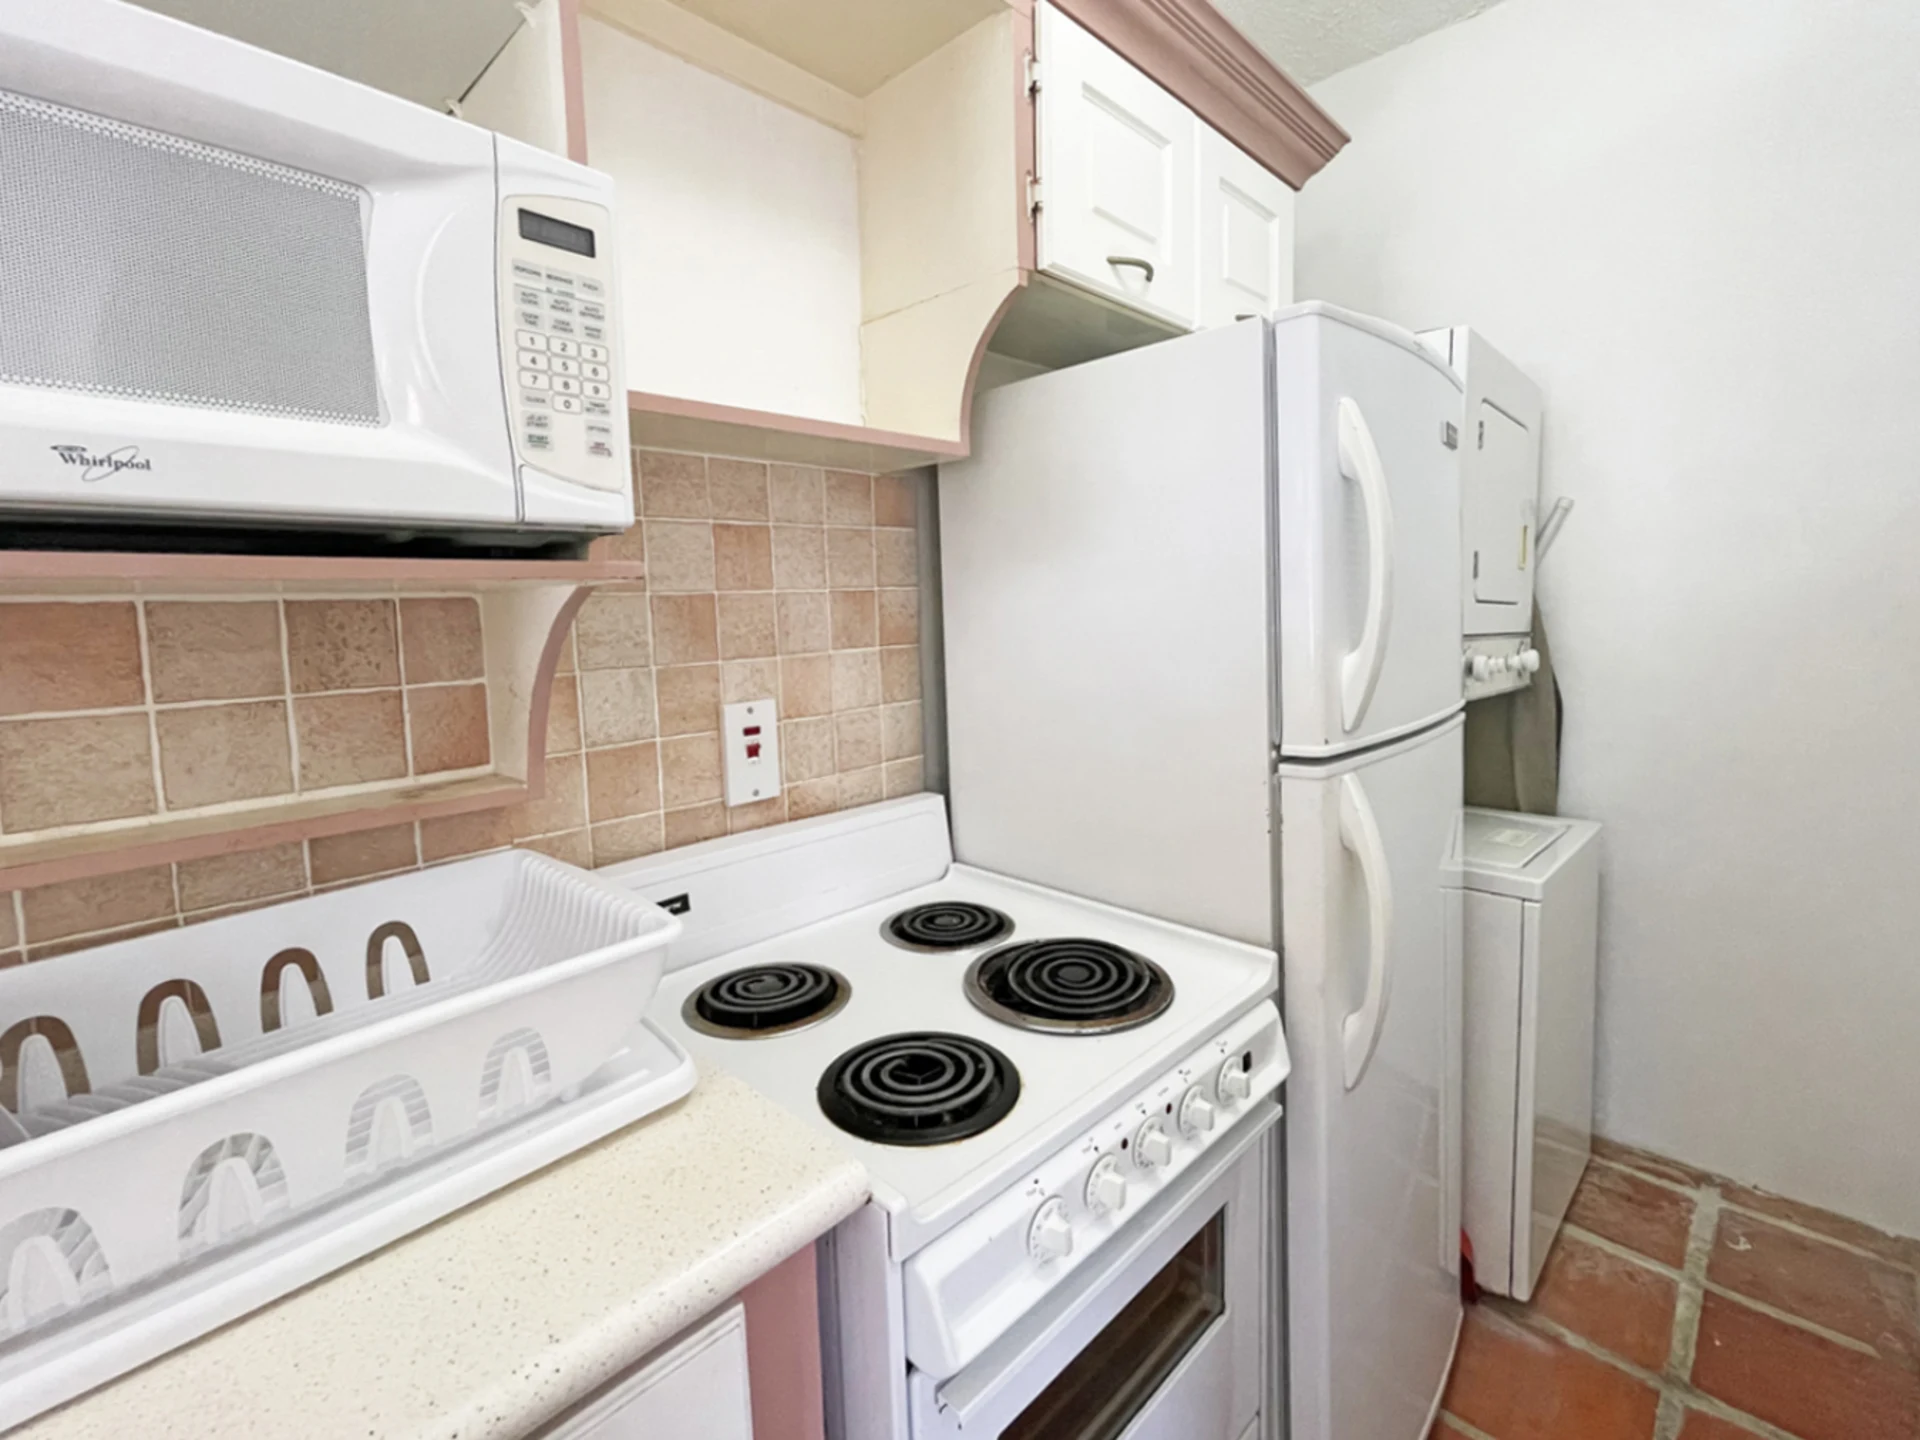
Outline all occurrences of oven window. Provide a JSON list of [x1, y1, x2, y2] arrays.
[[1004, 1210, 1227, 1440]]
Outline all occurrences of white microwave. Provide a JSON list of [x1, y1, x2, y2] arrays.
[[0, 0, 633, 543]]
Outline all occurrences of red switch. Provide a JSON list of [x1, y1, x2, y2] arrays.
[[747, 742, 762, 759]]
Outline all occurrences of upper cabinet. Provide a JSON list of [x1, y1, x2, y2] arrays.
[[1035, 2, 1198, 329], [1033, 4, 1294, 337]]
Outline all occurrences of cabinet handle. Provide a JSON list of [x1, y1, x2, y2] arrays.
[[1106, 254, 1156, 283]]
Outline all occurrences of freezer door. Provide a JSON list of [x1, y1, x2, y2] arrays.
[[1280, 715, 1464, 1440], [1273, 304, 1464, 757]]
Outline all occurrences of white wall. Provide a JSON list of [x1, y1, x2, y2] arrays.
[[1296, 0, 1920, 1233], [581, 17, 865, 423]]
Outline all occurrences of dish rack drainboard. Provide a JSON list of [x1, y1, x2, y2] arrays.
[[0, 849, 685, 1406]]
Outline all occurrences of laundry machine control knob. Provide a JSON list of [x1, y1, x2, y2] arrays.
[[1519, 648, 1542, 674], [1028, 1197, 1074, 1261], [1217, 1059, 1253, 1103], [1134, 1120, 1174, 1169], [1178, 1086, 1217, 1137], [1085, 1156, 1129, 1214], [1469, 654, 1493, 681]]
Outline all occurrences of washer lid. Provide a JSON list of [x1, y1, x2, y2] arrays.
[[1462, 810, 1569, 871]]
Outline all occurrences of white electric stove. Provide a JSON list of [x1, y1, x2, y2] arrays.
[[604, 796, 1287, 1440]]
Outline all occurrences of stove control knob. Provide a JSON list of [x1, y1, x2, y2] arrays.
[[1028, 1197, 1074, 1262], [1178, 1086, 1217, 1137], [1085, 1156, 1128, 1214], [1218, 1059, 1252, 1103], [1134, 1120, 1174, 1170]]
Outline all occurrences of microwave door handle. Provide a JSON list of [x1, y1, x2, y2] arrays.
[[930, 1102, 1278, 1434]]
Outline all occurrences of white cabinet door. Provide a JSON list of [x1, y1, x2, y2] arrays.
[[541, 1303, 753, 1440], [1196, 127, 1294, 326], [1036, 3, 1197, 328]]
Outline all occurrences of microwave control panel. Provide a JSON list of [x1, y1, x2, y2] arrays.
[[497, 196, 626, 496]]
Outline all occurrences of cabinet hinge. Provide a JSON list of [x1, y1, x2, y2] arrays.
[[1027, 173, 1043, 219], [1477, 419, 1486, 449], [1026, 53, 1041, 97]]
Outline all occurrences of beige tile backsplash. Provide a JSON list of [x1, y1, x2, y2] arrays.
[[0, 449, 926, 962]]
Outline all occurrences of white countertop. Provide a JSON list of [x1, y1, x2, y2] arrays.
[[16, 1071, 869, 1440]]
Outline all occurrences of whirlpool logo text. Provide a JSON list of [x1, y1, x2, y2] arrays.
[[50, 444, 153, 483]]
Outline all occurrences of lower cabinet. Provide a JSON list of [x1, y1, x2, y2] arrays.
[[540, 1303, 753, 1440]]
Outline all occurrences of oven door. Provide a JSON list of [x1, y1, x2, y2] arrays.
[[909, 1105, 1275, 1440]]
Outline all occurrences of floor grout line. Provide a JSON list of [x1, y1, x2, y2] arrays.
[[1434, 1410, 1499, 1440], [1651, 1183, 1721, 1439]]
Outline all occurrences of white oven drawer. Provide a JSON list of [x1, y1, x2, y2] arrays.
[[908, 1106, 1274, 1440]]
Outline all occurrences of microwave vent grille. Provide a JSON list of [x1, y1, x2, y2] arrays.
[[0, 89, 382, 426]]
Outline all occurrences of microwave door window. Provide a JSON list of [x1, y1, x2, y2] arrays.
[[1002, 1209, 1227, 1440]]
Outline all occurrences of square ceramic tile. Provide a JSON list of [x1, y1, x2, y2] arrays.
[[717, 593, 777, 660], [883, 757, 924, 798], [407, 683, 491, 774], [399, 597, 485, 684], [882, 701, 923, 760], [874, 474, 915, 527], [285, 600, 400, 693], [517, 829, 592, 867], [654, 665, 721, 738], [638, 451, 708, 517], [881, 645, 922, 703], [769, 464, 825, 523], [0, 712, 157, 829], [834, 708, 882, 770], [825, 527, 876, 588], [728, 795, 787, 833], [713, 525, 774, 591], [586, 741, 663, 821], [787, 776, 838, 820], [721, 658, 781, 705], [780, 655, 833, 718], [876, 528, 918, 587], [146, 601, 284, 703], [573, 591, 653, 671], [838, 766, 884, 809], [781, 717, 836, 783], [771, 526, 828, 590], [649, 595, 719, 666], [579, 667, 658, 748], [157, 701, 294, 807], [21, 865, 176, 946], [830, 590, 877, 650], [831, 650, 882, 710], [878, 588, 918, 647], [544, 674, 582, 756], [708, 459, 770, 521], [645, 520, 717, 592], [660, 733, 723, 808], [508, 755, 587, 840], [591, 813, 666, 866], [0, 601, 143, 716], [824, 471, 874, 526], [776, 592, 831, 655], [293, 691, 408, 790]]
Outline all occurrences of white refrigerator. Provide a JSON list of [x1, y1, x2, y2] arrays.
[[938, 303, 1466, 1440]]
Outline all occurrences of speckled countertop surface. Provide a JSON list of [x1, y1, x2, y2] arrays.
[[16, 1070, 868, 1440]]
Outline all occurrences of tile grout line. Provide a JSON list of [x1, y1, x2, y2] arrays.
[[1434, 1411, 1499, 1440], [1651, 1180, 1721, 1440]]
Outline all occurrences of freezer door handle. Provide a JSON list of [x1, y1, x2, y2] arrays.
[[1337, 397, 1395, 733], [1338, 771, 1394, 1088]]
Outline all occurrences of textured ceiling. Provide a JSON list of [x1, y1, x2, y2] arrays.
[[1213, 0, 1508, 83], [129, 0, 523, 108]]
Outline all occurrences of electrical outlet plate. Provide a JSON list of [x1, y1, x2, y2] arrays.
[[722, 698, 781, 808]]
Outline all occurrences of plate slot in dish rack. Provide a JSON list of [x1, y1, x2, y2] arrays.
[[0, 850, 692, 1429]]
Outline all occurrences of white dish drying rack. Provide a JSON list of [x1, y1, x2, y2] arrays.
[[0, 849, 692, 1430]]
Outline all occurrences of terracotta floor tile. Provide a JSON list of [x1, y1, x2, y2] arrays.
[[1676, 1411, 1766, 1439], [1442, 1309, 1659, 1440], [1591, 1135, 1721, 1191], [1566, 1164, 1697, 1268], [1710, 1209, 1920, 1367], [1720, 1183, 1915, 1271], [1526, 1234, 1678, 1370], [1691, 1291, 1920, 1440]]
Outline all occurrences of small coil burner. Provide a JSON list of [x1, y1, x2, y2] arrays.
[[965, 939, 1174, 1034], [883, 901, 1015, 952], [816, 1032, 1021, 1146], [684, 964, 850, 1039]]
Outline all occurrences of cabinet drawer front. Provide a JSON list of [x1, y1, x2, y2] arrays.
[[1036, 3, 1197, 328], [542, 1302, 753, 1440], [1197, 128, 1294, 327]]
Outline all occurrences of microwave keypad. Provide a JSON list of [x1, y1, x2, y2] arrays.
[[505, 238, 622, 484]]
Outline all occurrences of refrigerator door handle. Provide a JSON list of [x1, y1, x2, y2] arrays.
[[1337, 397, 1396, 733], [1338, 770, 1394, 1089]]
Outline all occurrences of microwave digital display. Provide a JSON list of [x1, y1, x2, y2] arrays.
[[518, 208, 596, 258]]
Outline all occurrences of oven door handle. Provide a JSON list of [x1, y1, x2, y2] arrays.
[[924, 1100, 1279, 1437]]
